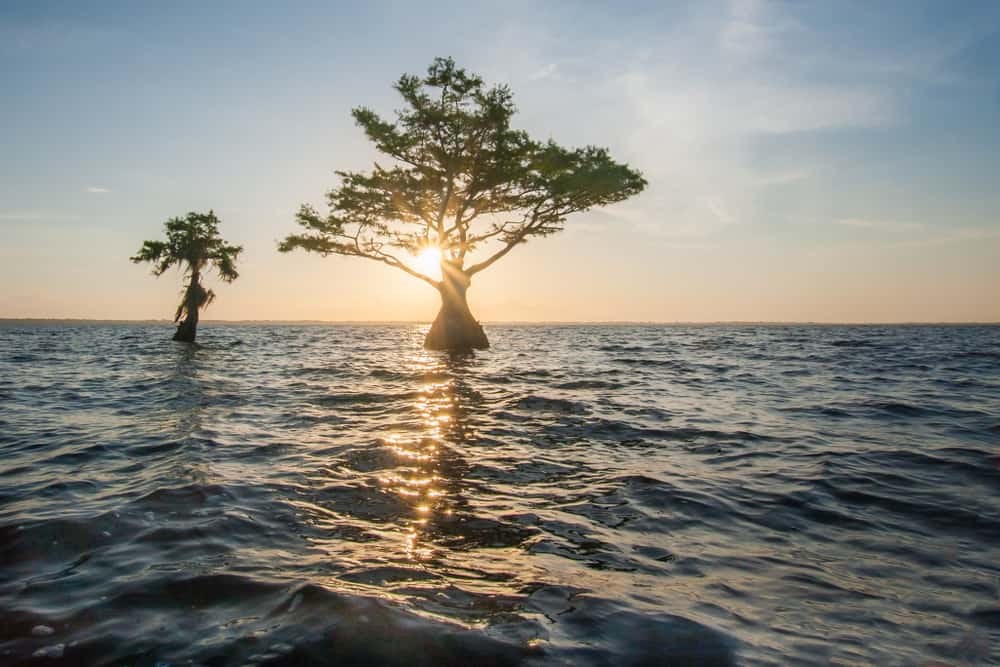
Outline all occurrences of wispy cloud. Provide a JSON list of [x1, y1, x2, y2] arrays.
[[528, 63, 558, 81], [755, 170, 809, 187], [482, 0, 913, 240], [719, 0, 803, 58], [898, 227, 1000, 247], [833, 219, 999, 247], [835, 218, 923, 232], [0, 210, 81, 222], [85, 186, 111, 194]]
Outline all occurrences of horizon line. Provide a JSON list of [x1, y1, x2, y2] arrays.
[[1, 318, 998, 327]]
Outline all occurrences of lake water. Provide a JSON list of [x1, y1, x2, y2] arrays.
[[1, 323, 998, 666]]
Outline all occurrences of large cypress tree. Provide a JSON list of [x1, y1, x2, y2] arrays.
[[280, 58, 645, 350]]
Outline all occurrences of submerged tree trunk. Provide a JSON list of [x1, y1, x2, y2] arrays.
[[425, 262, 488, 350], [172, 273, 201, 343], [173, 309, 198, 343]]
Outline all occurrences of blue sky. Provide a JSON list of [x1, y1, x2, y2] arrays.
[[2, 0, 999, 321]]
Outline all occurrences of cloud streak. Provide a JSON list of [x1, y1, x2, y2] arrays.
[[528, 63, 558, 81], [0, 210, 81, 222], [835, 218, 923, 232]]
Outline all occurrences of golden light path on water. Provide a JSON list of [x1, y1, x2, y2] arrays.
[[363, 343, 558, 605], [383, 352, 458, 563]]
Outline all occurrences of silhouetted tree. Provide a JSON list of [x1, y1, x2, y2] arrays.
[[131, 211, 242, 343], [280, 57, 646, 350]]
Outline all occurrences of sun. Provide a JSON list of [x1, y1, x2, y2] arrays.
[[412, 246, 442, 281]]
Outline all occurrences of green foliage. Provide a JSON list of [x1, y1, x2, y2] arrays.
[[132, 210, 242, 321], [280, 57, 646, 285], [132, 211, 242, 281]]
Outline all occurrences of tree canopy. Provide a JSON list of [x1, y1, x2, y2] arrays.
[[279, 57, 646, 288]]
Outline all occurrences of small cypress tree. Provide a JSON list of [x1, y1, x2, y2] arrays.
[[132, 211, 242, 342]]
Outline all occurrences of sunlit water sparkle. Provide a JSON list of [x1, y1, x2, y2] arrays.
[[1, 324, 998, 665]]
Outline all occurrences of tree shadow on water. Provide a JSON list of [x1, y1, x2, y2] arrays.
[[166, 342, 205, 431]]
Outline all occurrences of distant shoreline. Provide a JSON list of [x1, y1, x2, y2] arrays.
[[1, 318, 998, 327]]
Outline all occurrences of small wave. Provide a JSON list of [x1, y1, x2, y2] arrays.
[[954, 350, 1000, 359], [509, 395, 591, 415], [969, 607, 1000, 628], [860, 399, 929, 416], [781, 405, 853, 418], [553, 379, 624, 390], [312, 391, 419, 407], [830, 339, 875, 348]]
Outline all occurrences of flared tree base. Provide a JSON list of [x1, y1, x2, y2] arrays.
[[425, 307, 489, 350], [423, 265, 489, 351], [172, 318, 198, 343]]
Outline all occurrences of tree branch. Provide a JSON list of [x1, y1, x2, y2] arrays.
[[464, 206, 547, 276], [371, 250, 442, 288]]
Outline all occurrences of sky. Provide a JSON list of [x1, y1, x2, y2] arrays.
[[2, 0, 999, 323]]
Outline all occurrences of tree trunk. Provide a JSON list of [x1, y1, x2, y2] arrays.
[[425, 264, 488, 350], [172, 310, 198, 342], [172, 273, 200, 343]]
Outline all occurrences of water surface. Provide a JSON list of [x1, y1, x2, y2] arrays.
[[1, 324, 998, 665]]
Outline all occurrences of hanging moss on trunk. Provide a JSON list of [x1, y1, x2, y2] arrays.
[[172, 275, 211, 343]]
